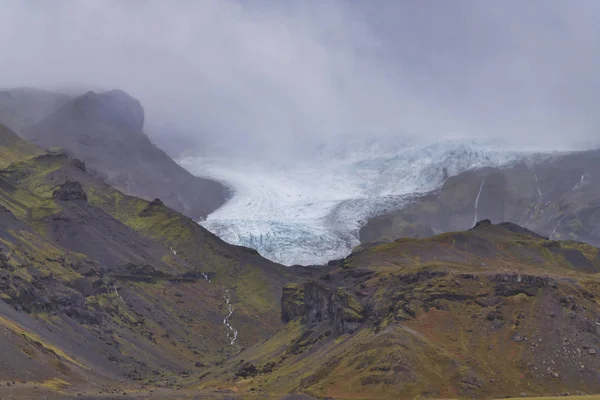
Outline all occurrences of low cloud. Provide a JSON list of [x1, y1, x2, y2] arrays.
[[1, 0, 600, 157]]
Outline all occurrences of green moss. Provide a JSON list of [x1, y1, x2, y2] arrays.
[[335, 288, 364, 321], [0, 125, 42, 169], [0, 315, 85, 367]]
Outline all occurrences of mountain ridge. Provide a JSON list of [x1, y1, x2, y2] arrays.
[[360, 148, 600, 248], [0, 125, 294, 398], [196, 220, 600, 399], [0, 87, 231, 220], [1, 89, 600, 398]]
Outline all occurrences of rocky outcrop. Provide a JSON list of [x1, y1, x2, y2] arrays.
[[111, 262, 169, 282], [489, 273, 558, 297], [74, 90, 145, 132], [139, 198, 165, 217], [282, 281, 365, 334], [281, 284, 305, 323], [0, 271, 102, 324], [52, 180, 88, 201], [0, 88, 69, 133], [488, 273, 558, 287], [71, 158, 86, 172], [22, 89, 229, 219]]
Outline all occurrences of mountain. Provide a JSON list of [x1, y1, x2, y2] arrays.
[[1, 126, 600, 398], [181, 139, 527, 265], [16, 89, 229, 220], [360, 148, 600, 247], [204, 220, 600, 399], [0, 87, 70, 133], [0, 124, 43, 168], [0, 125, 291, 398]]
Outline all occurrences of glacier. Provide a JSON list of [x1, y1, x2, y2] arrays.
[[179, 138, 533, 266]]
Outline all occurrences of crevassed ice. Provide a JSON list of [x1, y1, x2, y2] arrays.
[[179, 139, 530, 266]]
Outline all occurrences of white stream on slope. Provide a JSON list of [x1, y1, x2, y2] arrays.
[[533, 172, 543, 198], [528, 170, 543, 222], [166, 244, 230, 343], [180, 139, 534, 266], [222, 289, 238, 346], [573, 174, 587, 190], [473, 180, 485, 226], [113, 285, 124, 302], [550, 222, 560, 240]]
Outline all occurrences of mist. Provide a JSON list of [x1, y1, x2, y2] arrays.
[[2, 0, 600, 159]]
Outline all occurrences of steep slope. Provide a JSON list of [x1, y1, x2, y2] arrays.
[[0, 127, 291, 398], [203, 221, 600, 399], [22, 89, 229, 219], [0, 124, 42, 168], [360, 149, 600, 247], [0, 87, 70, 134], [182, 139, 526, 265], [3, 125, 600, 399]]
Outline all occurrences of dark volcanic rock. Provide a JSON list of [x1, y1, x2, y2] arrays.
[[490, 273, 558, 297], [139, 198, 165, 217], [472, 219, 493, 229], [71, 158, 87, 172], [497, 222, 547, 239], [235, 362, 258, 378], [0, 88, 70, 133], [23, 90, 229, 219], [75, 90, 145, 132], [281, 284, 305, 323], [52, 180, 88, 201], [359, 150, 600, 248], [489, 273, 558, 288], [282, 281, 365, 334]]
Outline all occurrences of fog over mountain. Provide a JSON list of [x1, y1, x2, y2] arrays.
[[2, 1, 600, 265], [2, 0, 600, 158]]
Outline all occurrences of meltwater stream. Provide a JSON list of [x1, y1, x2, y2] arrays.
[[180, 139, 530, 266]]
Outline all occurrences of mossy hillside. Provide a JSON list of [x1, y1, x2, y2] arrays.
[[206, 268, 600, 399], [89, 191, 290, 346], [352, 223, 600, 276], [334, 288, 365, 322], [0, 136, 294, 392], [0, 124, 41, 169], [7, 151, 288, 309], [0, 174, 59, 222], [0, 315, 83, 367], [198, 223, 600, 399]]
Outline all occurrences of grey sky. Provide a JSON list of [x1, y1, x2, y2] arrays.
[[1, 0, 600, 156]]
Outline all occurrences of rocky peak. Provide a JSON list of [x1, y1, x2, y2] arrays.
[[71, 158, 86, 172], [74, 89, 145, 132], [472, 219, 493, 229], [52, 180, 88, 202]]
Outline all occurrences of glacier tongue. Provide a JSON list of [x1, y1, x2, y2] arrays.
[[179, 139, 530, 266]]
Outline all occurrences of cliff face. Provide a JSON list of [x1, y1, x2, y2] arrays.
[[207, 221, 600, 400], [15, 89, 229, 220], [282, 281, 365, 334], [0, 88, 69, 134], [0, 126, 289, 397], [360, 150, 600, 247]]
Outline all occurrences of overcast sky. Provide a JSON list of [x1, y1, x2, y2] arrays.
[[1, 0, 600, 155]]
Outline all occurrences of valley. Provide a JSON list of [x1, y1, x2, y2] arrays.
[[181, 140, 533, 265], [0, 89, 599, 399]]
